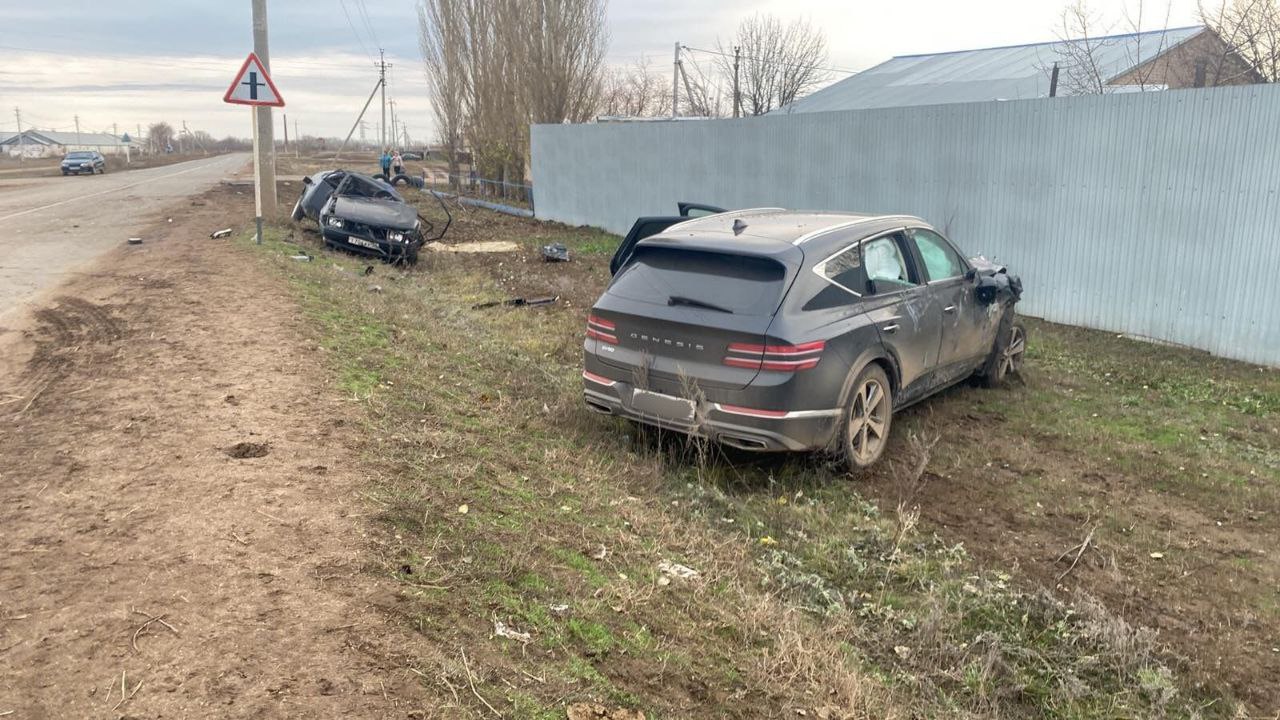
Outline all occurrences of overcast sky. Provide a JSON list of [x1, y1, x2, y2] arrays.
[[1, 0, 1204, 144]]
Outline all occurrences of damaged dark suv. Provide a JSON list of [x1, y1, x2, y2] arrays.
[[291, 169, 449, 264], [583, 209, 1024, 470]]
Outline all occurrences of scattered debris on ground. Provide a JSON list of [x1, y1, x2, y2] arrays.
[[210, 228, 233, 239], [541, 242, 570, 262], [127, 237, 142, 245], [471, 295, 558, 310]]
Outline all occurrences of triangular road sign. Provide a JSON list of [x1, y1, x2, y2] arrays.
[[224, 52, 285, 107]]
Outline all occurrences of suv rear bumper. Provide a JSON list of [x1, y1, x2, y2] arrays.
[[583, 371, 841, 452]]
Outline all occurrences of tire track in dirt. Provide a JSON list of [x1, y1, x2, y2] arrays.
[[0, 184, 441, 718]]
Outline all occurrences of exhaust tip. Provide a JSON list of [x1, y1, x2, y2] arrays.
[[719, 434, 769, 451], [585, 401, 614, 415]]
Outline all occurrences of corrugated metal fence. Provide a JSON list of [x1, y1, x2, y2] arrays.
[[531, 85, 1280, 366]]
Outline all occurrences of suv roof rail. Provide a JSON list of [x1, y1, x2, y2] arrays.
[[665, 207, 787, 234]]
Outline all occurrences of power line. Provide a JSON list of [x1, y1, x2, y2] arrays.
[[680, 45, 860, 76], [337, 0, 376, 61], [354, 0, 382, 49]]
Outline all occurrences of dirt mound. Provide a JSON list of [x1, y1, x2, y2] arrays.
[[225, 441, 270, 458]]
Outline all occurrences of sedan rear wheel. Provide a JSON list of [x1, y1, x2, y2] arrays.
[[842, 364, 892, 471]]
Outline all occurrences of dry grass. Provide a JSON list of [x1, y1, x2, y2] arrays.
[[239, 204, 1266, 718]]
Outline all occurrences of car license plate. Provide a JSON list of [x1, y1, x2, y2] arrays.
[[347, 237, 380, 250], [631, 389, 696, 423]]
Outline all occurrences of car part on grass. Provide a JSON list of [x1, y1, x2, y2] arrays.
[[427, 240, 519, 254], [127, 237, 143, 245], [390, 173, 425, 189], [472, 295, 559, 310], [584, 208, 1024, 471], [291, 169, 452, 266], [541, 243, 569, 262], [210, 228, 233, 239], [290, 253, 312, 262]]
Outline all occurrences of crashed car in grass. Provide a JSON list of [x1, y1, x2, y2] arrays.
[[291, 169, 449, 264], [583, 206, 1024, 471]]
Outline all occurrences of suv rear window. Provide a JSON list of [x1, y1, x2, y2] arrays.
[[609, 247, 786, 316]]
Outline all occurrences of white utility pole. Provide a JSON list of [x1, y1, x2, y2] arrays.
[[377, 49, 390, 150], [74, 114, 81, 149], [672, 42, 680, 119], [13, 107, 23, 164], [252, 0, 277, 216]]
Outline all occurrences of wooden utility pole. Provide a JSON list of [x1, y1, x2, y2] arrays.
[[252, 0, 277, 214], [294, 117, 299, 157]]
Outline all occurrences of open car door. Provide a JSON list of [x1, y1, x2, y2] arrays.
[[609, 202, 726, 276]]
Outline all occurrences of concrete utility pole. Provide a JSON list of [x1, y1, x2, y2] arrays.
[[733, 45, 741, 118], [252, 0, 277, 214], [388, 98, 397, 149], [74, 114, 81, 149], [282, 112, 289, 153], [377, 49, 390, 149], [672, 42, 680, 119], [294, 117, 299, 157], [13, 107, 24, 164]]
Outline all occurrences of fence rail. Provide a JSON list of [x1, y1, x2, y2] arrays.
[[420, 171, 533, 209], [531, 85, 1280, 366]]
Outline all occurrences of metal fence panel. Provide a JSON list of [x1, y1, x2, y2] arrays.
[[531, 85, 1280, 366]]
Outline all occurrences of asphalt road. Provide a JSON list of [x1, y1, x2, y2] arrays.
[[0, 153, 250, 324]]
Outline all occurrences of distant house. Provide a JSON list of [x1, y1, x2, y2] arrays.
[[0, 130, 140, 158], [781, 26, 1264, 113]]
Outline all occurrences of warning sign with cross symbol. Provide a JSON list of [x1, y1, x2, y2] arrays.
[[223, 52, 284, 107]]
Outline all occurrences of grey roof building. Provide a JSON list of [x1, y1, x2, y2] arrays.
[[780, 25, 1263, 113]]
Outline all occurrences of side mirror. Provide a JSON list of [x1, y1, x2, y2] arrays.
[[964, 267, 978, 282], [302, 175, 313, 185]]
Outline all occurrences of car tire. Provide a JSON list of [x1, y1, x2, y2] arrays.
[[839, 363, 893, 471], [980, 316, 1027, 387]]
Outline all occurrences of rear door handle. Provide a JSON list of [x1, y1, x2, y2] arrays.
[[943, 305, 957, 314], [882, 323, 900, 333]]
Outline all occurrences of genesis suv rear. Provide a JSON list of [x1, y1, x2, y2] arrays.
[[582, 208, 1024, 469]]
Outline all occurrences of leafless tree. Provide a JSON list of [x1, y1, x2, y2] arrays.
[[522, 0, 610, 124], [1201, 0, 1280, 80], [600, 57, 671, 118], [1053, 0, 1118, 94], [714, 14, 830, 115], [1051, 0, 1172, 93], [418, 0, 468, 180], [418, 0, 610, 187], [147, 122, 175, 153]]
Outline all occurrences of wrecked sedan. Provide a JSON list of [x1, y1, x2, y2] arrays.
[[583, 208, 1024, 470], [291, 169, 448, 264]]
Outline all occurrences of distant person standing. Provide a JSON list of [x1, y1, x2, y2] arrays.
[[391, 150, 404, 177], [379, 148, 392, 178]]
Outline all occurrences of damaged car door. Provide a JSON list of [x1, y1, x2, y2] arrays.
[[907, 227, 996, 383], [609, 202, 726, 275]]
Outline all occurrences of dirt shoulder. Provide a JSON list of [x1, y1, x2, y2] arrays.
[[0, 184, 437, 717]]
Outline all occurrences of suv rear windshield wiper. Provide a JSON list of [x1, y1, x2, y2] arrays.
[[668, 295, 734, 314]]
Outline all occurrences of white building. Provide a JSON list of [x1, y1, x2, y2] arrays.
[[0, 130, 142, 158]]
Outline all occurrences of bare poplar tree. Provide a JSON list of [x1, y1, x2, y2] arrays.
[[418, 0, 610, 188], [418, 0, 468, 181], [1201, 0, 1280, 81], [522, 0, 610, 124], [714, 14, 830, 115]]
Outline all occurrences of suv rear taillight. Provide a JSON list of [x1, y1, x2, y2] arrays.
[[587, 314, 617, 344], [724, 340, 825, 371]]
